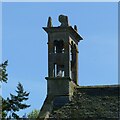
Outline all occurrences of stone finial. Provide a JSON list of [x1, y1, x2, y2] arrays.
[[58, 14, 69, 27], [47, 16, 53, 27], [74, 25, 78, 32]]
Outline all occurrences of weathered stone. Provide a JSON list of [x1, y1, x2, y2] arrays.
[[74, 25, 78, 32], [58, 14, 69, 27], [38, 15, 83, 119], [47, 16, 52, 27]]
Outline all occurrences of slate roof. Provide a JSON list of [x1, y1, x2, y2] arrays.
[[49, 85, 119, 119]]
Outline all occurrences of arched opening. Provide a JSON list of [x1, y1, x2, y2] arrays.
[[53, 40, 64, 53], [54, 63, 65, 77]]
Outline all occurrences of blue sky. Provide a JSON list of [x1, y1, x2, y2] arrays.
[[2, 2, 118, 117]]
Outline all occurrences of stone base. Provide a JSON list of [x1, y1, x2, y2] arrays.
[[45, 77, 76, 107], [38, 77, 77, 119], [45, 77, 76, 96]]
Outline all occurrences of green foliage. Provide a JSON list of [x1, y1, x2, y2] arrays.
[[2, 82, 30, 118], [0, 60, 8, 83], [0, 61, 30, 118], [27, 109, 39, 118]]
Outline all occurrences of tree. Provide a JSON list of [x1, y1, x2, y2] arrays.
[[27, 109, 39, 118], [0, 60, 8, 118], [2, 82, 30, 118], [1, 61, 30, 118], [0, 60, 8, 83]]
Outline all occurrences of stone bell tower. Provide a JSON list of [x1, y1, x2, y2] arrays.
[[39, 15, 83, 118], [44, 15, 83, 98]]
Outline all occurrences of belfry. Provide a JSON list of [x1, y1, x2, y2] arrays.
[[38, 15, 83, 119]]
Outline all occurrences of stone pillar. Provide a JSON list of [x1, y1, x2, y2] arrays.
[[75, 48, 79, 85], [64, 42, 69, 77]]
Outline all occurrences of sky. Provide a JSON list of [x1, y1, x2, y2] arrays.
[[1, 0, 119, 2], [2, 2, 118, 117]]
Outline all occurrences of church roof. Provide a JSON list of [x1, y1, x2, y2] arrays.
[[49, 85, 119, 119]]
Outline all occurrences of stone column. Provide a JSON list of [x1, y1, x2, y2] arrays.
[[65, 42, 70, 77], [75, 48, 79, 84], [48, 41, 54, 77]]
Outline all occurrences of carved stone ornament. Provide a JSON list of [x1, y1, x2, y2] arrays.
[[58, 14, 69, 27]]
